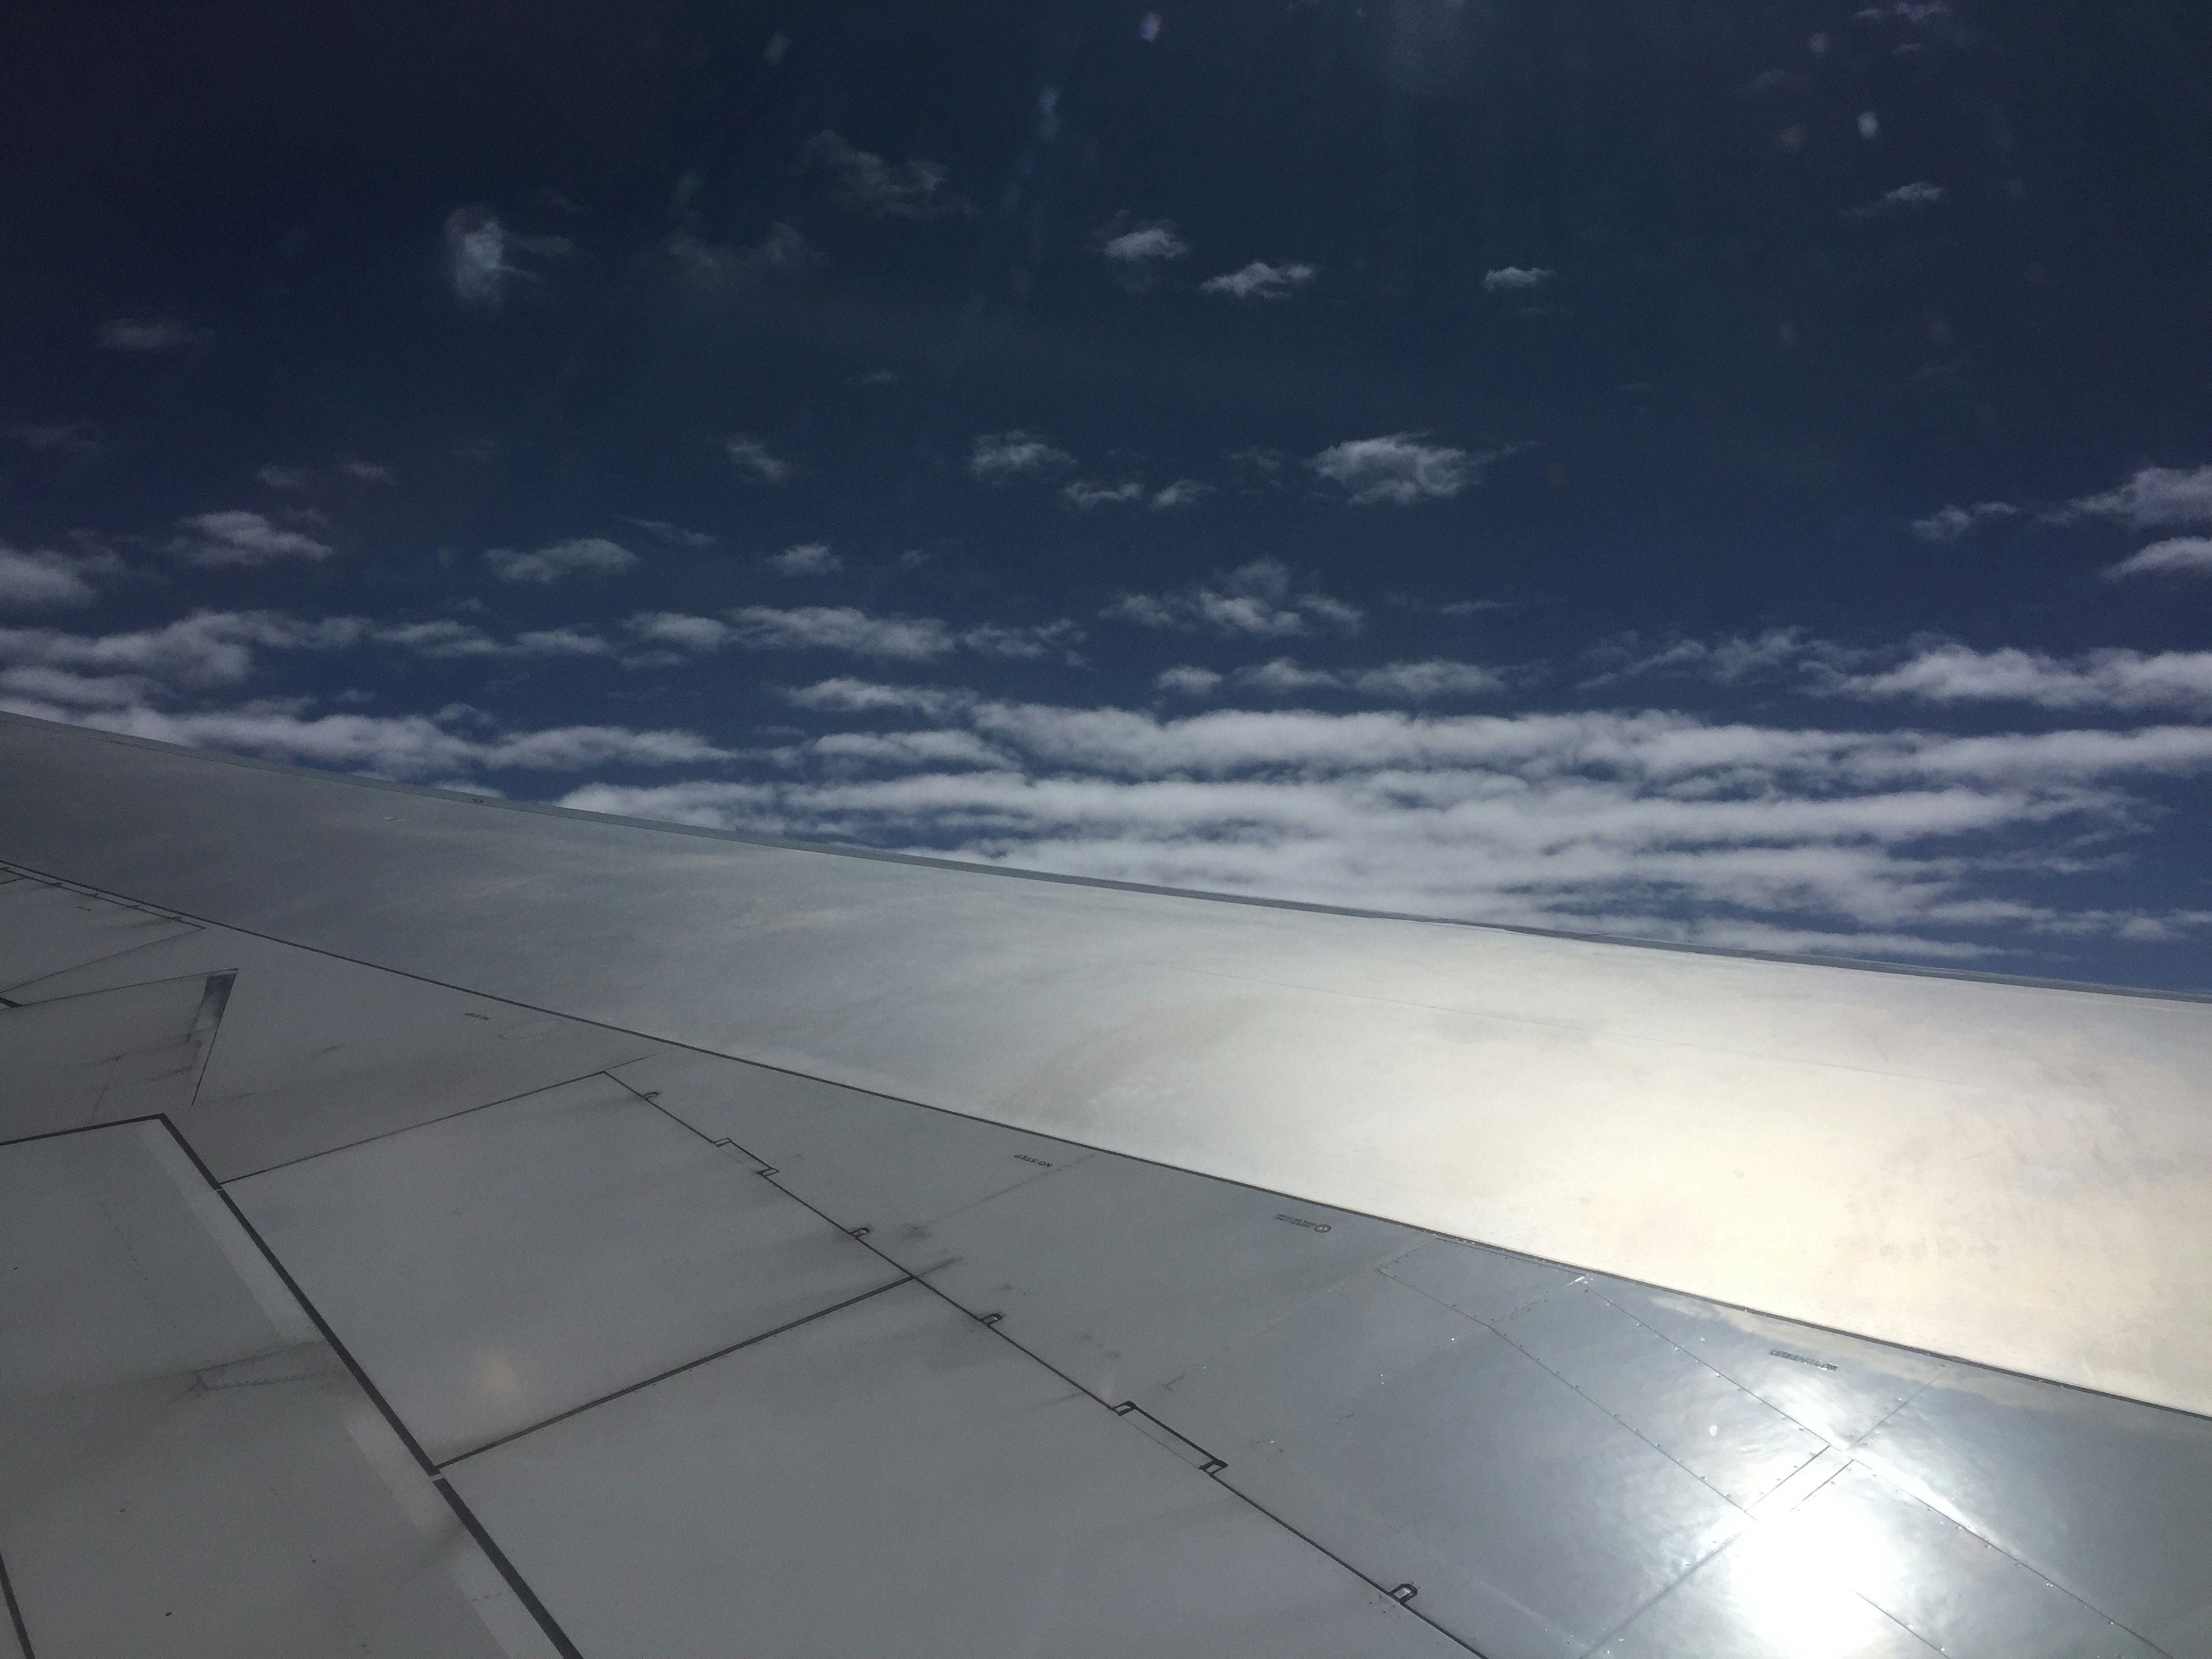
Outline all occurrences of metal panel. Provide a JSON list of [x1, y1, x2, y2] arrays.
[[232, 1074, 904, 1461], [7, 715, 2211, 1414], [0, 974, 223, 1142], [448, 1280, 1463, 1659], [1382, 1235, 1581, 1322], [612, 1048, 1097, 1232], [1134, 1266, 1745, 1659], [872, 1149, 1422, 1403], [0, 1122, 557, 1659], [7, 925, 662, 1179], [1852, 1368, 2212, 1647], [0, 874, 197, 990], [1494, 1283, 1831, 1506]]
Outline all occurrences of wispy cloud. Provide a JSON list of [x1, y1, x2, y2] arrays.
[[169, 510, 334, 567], [95, 317, 205, 353], [1174, 657, 1506, 700], [724, 435, 791, 484], [1106, 558, 1362, 637], [370, 620, 613, 661], [1150, 479, 1210, 510], [0, 544, 111, 609], [625, 607, 1074, 662], [1199, 260, 1316, 300], [10, 422, 104, 463], [969, 430, 1074, 484], [622, 517, 718, 548], [2062, 464, 2212, 528], [1847, 181, 1946, 217], [1834, 644, 2212, 715], [1482, 266, 1555, 293], [802, 131, 975, 219], [443, 207, 574, 308], [1100, 219, 1190, 265], [342, 460, 395, 484], [768, 542, 842, 577], [664, 224, 813, 295], [484, 537, 638, 584], [1062, 479, 1146, 509], [257, 465, 312, 493], [1912, 501, 2017, 542], [1309, 434, 1478, 505], [2104, 537, 2212, 579]]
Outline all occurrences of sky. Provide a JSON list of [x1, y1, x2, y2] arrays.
[[4, 0, 2211, 990]]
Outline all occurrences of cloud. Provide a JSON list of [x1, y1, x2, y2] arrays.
[[0, 544, 104, 609], [342, 461, 396, 483], [664, 224, 813, 294], [1100, 221, 1190, 265], [725, 435, 791, 484], [548, 686, 2212, 957], [445, 208, 512, 306], [1912, 501, 2017, 542], [1848, 181, 1946, 216], [1834, 644, 2212, 715], [969, 430, 1074, 484], [1105, 558, 1362, 638], [2104, 537, 2212, 579], [1063, 479, 1146, 509], [622, 517, 718, 548], [768, 542, 842, 577], [1199, 260, 1316, 300], [725, 607, 956, 660], [1156, 666, 1224, 696], [802, 131, 975, 219], [369, 620, 613, 661], [169, 510, 335, 567], [95, 317, 205, 352], [2062, 464, 2212, 528], [0, 611, 365, 687], [257, 465, 312, 492], [1592, 628, 1841, 687], [1218, 657, 1506, 700], [10, 422, 104, 463], [484, 537, 638, 584], [1150, 480, 1210, 510], [1309, 434, 1478, 505], [627, 612, 735, 653], [1482, 266, 1555, 293]]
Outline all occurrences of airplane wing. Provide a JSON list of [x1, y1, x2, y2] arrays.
[[3, 706, 2209, 1659]]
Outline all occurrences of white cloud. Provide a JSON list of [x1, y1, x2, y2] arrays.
[[1101, 221, 1189, 264], [2105, 537, 2212, 579], [169, 510, 334, 567], [1911, 501, 2017, 542], [1849, 181, 1946, 216], [627, 612, 734, 652], [1156, 666, 1224, 696], [623, 517, 718, 548], [969, 430, 1074, 484], [665, 224, 813, 296], [2063, 464, 2212, 528], [1591, 628, 1839, 687], [0, 544, 101, 608], [1482, 266, 1555, 293], [1224, 658, 1505, 700], [1309, 434, 1477, 505], [95, 317, 204, 352], [1200, 260, 1316, 299], [12, 422, 104, 463], [724, 435, 792, 484], [1834, 644, 2212, 715], [1106, 559, 1362, 638], [803, 131, 974, 219], [0, 611, 363, 687], [548, 687, 2212, 956], [1063, 479, 1146, 509], [342, 461, 396, 483], [1151, 480, 1210, 510], [485, 537, 638, 584], [726, 606, 956, 660], [369, 620, 613, 661], [257, 465, 312, 492], [768, 542, 842, 577], [445, 208, 512, 306]]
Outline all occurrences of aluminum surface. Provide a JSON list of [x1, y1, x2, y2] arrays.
[[0, 974, 222, 1141], [3, 714, 2209, 1411], [231, 1074, 903, 1462], [6, 921, 661, 1178], [0, 1121, 556, 1659], [0, 872, 196, 989], [448, 1280, 1462, 1659]]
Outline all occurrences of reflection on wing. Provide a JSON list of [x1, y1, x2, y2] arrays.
[[2, 709, 2210, 1657]]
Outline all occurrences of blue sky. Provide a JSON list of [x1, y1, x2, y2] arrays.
[[4, 1, 2211, 988]]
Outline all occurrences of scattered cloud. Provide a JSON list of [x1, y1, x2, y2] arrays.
[[443, 207, 574, 308], [1912, 501, 2017, 542], [2062, 464, 2212, 528], [342, 461, 395, 484], [1100, 219, 1190, 266], [0, 544, 108, 609], [802, 131, 975, 219], [1309, 434, 1478, 505], [1156, 666, 1224, 696], [1834, 644, 2212, 716], [1150, 479, 1211, 510], [1062, 479, 1146, 509], [1200, 260, 1316, 300], [370, 620, 613, 661], [1482, 266, 1555, 293], [257, 465, 312, 493], [724, 435, 792, 484], [723, 607, 955, 660], [623, 517, 718, 548], [1848, 181, 1946, 217], [1105, 558, 1362, 638], [664, 224, 813, 294], [10, 422, 104, 463], [0, 611, 364, 688], [95, 317, 205, 353], [169, 510, 334, 567], [969, 430, 1074, 484], [2104, 537, 2212, 579], [1590, 628, 1834, 688], [768, 542, 842, 577], [484, 537, 638, 584]]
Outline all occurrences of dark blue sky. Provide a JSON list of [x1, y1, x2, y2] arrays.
[[5, 0, 2211, 987]]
